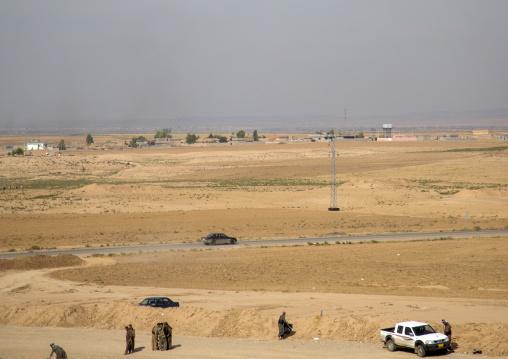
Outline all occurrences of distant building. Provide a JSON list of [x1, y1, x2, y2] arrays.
[[229, 137, 246, 145], [154, 138, 171, 147], [309, 134, 329, 142], [25, 139, 46, 150], [472, 129, 493, 135]]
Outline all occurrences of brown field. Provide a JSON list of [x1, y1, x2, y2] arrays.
[[0, 135, 507, 357]]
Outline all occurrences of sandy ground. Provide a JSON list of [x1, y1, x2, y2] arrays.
[[0, 136, 507, 358], [1, 139, 507, 250], [0, 239, 507, 357], [0, 325, 487, 359]]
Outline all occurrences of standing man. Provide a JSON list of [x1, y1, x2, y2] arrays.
[[164, 322, 173, 350], [128, 324, 135, 352], [152, 323, 159, 350], [442, 319, 452, 349], [124, 326, 133, 355], [278, 311, 289, 340], [158, 322, 167, 351], [49, 343, 68, 359]]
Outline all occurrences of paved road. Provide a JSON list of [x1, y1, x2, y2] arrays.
[[1, 230, 507, 259]]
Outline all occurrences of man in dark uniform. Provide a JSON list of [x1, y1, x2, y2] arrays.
[[49, 343, 68, 359], [278, 311, 289, 340]]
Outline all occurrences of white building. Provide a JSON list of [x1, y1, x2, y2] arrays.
[[25, 139, 46, 150]]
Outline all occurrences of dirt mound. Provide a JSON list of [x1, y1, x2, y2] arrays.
[[0, 301, 506, 356], [0, 254, 84, 271]]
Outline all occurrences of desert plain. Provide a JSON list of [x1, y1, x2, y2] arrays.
[[0, 134, 507, 358]]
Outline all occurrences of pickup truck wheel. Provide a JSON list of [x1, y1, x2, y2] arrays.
[[386, 339, 396, 352], [416, 344, 427, 358], [230, 239, 236, 244]]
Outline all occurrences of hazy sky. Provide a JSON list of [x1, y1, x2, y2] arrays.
[[1, 0, 507, 127]]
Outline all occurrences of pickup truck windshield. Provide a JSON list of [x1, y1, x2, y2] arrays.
[[413, 325, 436, 336]]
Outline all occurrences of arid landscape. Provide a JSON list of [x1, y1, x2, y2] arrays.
[[0, 135, 507, 358]]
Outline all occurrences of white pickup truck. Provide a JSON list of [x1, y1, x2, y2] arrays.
[[380, 321, 449, 357]]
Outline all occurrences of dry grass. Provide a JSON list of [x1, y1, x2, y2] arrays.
[[0, 137, 507, 251], [51, 237, 508, 300]]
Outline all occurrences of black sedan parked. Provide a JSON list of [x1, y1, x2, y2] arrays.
[[139, 297, 179, 308], [201, 233, 237, 245]]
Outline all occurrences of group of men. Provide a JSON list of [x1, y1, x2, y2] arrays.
[[152, 322, 173, 351], [47, 316, 453, 356], [124, 324, 136, 355]]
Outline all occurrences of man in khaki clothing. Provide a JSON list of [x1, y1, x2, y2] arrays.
[[164, 322, 173, 350], [124, 326, 133, 355], [152, 323, 159, 350], [128, 324, 135, 352], [442, 319, 453, 351], [157, 322, 167, 351]]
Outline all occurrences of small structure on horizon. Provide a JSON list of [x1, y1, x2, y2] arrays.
[[382, 124, 392, 138]]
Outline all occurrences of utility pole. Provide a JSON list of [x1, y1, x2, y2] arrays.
[[328, 135, 340, 211], [343, 108, 347, 136]]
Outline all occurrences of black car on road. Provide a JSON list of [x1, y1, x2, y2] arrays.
[[201, 233, 237, 245], [139, 297, 180, 308]]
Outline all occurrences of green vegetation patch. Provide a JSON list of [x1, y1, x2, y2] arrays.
[[444, 146, 508, 152], [406, 179, 506, 195], [206, 178, 342, 188], [13, 178, 94, 190]]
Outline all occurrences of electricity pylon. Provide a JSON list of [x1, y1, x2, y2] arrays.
[[328, 136, 340, 211]]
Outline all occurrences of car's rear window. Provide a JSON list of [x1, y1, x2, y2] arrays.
[[140, 299, 149, 305]]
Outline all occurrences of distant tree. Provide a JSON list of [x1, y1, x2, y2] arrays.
[[253, 130, 259, 141], [208, 133, 214, 138], [355, 131, 364, 138], [86, 134, 94, 145], [186, 133, 199, 144], [11, 147, 24, 155], [58, 140, 66, 150], [236, 129, 246, 138], [154, 130, 167, 139], [155, 128, 172, 139], [137, 136, 147, 142], [328, 129, 335, 135], [130, 137, 139, 148], [218, 136, 228, 143]]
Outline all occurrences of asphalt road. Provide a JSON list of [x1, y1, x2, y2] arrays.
[[1, 230, 507, 259]]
